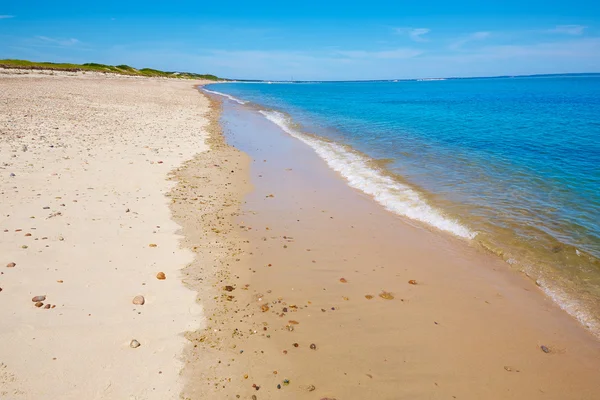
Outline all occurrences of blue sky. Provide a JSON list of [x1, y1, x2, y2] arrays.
[[1, 1, 599, 80]]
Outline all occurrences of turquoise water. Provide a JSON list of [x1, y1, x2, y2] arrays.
[[205, 76, 600, 335]]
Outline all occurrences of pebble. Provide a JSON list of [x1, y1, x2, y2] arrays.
[[149, 243, 157, 248], [540, 345, 550, 353], [310, 343, 317, 350], [408, 280, 417, 285], [339, 278, 347, 283], [132, 295, 145, 305], [32, 295, 46, 302], [6, 262, 16, 268], [44, 304, 51, 309], [379, 291, 394, 300], [260, 304, 269, 312], [156, 272, 166, 280], [130, 339, 141, 348], [35, 302, 44, 308]]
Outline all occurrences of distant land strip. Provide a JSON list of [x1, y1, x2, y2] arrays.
[[0, 59, 226, 81]]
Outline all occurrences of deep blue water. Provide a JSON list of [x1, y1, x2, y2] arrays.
[[205, 76, 600, 334]]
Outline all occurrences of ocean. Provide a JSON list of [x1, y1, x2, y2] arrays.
[[204, 75, 600, 336]]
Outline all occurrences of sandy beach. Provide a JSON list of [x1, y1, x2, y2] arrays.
[[0, 70, 213, 399], [1, 69, 599, 400]]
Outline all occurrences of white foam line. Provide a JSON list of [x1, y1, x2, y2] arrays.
[[203, 88, 248, 105], [259, 110, 477, 240]]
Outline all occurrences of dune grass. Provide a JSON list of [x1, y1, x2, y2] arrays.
[[0, 59, 224, 80]]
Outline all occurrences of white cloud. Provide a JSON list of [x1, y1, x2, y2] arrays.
[[449, 31, 490, 50], [547, 25, 587, 35], [35, 36, 80, 46], [395, 27, 431, 42], [0, 15, 15, 19]]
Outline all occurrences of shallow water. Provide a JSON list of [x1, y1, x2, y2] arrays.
[[205, 76, 600, 336]]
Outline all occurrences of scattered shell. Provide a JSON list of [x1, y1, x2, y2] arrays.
[[6, 262, 16, 268], [260, 304, 270, 312], [379, 291, 394, 300], [156, 272, 166, 280], [408, 280, 417, 285], [504, 366, 512, 372], [32, 295, 46, 302], [339, 278, 347, 283], [301, 384, 316, 392], [540, 345, 550, 353], [130, 339, 141, 348], [132, 295, 145, 305]]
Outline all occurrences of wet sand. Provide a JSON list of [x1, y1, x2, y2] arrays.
[[182, 97, 600, 400]]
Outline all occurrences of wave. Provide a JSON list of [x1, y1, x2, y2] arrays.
[[259, 110, 477, 240], [202, 88, 248, 104]]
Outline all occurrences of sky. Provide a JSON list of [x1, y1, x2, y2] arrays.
[[1, 1, 599, 80]]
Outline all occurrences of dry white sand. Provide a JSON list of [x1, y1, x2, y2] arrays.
[[0, 71, 213, 399]]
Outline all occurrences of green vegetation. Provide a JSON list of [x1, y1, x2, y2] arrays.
[[0, 59, 226, 80]]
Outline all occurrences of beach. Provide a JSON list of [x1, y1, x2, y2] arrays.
[[1, 69, 599, 400], [0, 70, 212, 399]]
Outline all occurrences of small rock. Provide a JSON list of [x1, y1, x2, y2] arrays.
[[310, 343, 317, 350], [293, 343, 299, 348], [130, 339, 141, 348], [252, 396, 257, 400], [365, 294, 373, 300], [10, 173, 15, 177], [408, 280, 417, 285], [35, 302, 44, 308], [6, 262, 16, 268], [379, 291, 394, 300], [132, 295, 145, 305], [32, 295, 46, 302], [260, 304, 269, 312], [339, 278, 347, 283], [540, 345, 550, 353], [44, 304, 51, 309], [149, 243, 157, 248], [504, 366, 512, 372], [223, 285, 235, 292], [156, 272, 166, 280], [43, 206, 50, 210]]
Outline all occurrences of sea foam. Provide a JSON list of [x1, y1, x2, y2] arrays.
[[202, 89, 248, 104], [259, 110, 477, 240]]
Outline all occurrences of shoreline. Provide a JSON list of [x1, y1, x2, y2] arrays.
[[186, 94, 600, 399], [201, 84, 600, 339]]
